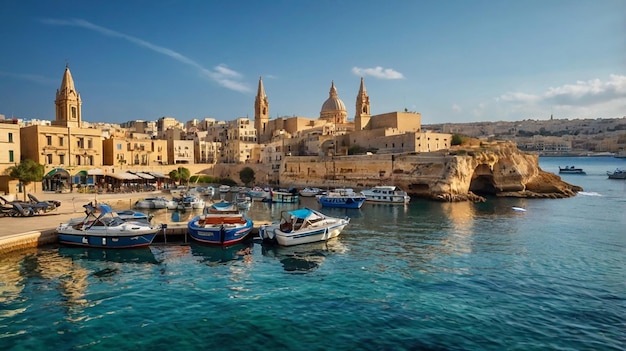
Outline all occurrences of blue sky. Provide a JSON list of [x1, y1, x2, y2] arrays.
[[0, 0, 624, 125]]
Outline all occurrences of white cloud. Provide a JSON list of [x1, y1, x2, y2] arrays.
[[41, 18, 251, 93], [0, 71, 56, 85], [351, 66, 404, 80], [451, 103, 462, 113]]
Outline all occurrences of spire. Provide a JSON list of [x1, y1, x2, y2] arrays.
[[58, 65, 76, 97], [358, 77, 367, 95], [329, 81, 338, 98], [257, 76, 266, 98]]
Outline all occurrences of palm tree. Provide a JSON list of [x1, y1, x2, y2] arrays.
[[169, 166, 191, 186], [4, 159, 45, 201]]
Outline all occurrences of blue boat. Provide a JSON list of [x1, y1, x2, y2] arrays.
[[317, 188, 366, 209], [56, 203, 161, 249], [188, 203, 254, 246]]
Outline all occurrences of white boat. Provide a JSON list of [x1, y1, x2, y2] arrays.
[[170, 185, 189, 197], [178, 195, 205, 210], [134, 196, 178, 210], [57, 203, 161, 248], [247, 186, 269, 199], [259, 208, 350, 247], [299, 187, 322, 197], [218, 185, 231, 193], [361, 185, 411, 204], [235, 192, 252, 210]]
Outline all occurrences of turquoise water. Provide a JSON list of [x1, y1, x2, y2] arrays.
[[1, 157, 624, 350]]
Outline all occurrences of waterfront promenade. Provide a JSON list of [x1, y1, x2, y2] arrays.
[[0, 190, 180, 253]]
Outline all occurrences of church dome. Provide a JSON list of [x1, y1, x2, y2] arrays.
[[320, 81, 346, 113]]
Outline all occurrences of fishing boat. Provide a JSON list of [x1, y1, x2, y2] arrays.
[[559, 166, 586, 174], [134, 196, 178, 210], [607, 168, 626, 179], [263, 189, 299, 203], [205, 200, 239, 214], [56, 203, 161, 248], [317, 188, 366, 209], [259, 208, 350, 247], [235, 192, 252, 210], [360, 185, 411, 204], [187, 203, 254, 246], [299, 187, 322, 197], [218, 185, 231, 193]]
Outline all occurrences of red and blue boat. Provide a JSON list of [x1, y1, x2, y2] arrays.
[[187, 202, 254, 246]]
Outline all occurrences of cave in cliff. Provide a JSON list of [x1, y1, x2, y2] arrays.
[[469, 164, 497, 196]]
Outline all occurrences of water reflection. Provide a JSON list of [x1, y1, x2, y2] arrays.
[[189, 240, 254, 265], [262, 239, 347, 273], [58, 246, 160, 265]]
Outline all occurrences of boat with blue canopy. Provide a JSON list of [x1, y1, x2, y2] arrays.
[[259, 208, 350, 246]]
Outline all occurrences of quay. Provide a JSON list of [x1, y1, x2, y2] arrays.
[[0, 190, 268, 255]]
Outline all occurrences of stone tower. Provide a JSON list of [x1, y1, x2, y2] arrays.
[[355, 77, 370, 130], [320, 81, 348, 124], [254, 76, 269, 144], [53, 64, 82, 128]]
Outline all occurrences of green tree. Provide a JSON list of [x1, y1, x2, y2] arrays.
[[4, 159, 44, 201], [168, 167, 191, 186], [239, 167, 255, 186], [451, 134, 464, 146]]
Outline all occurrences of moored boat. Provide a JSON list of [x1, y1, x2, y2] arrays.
[[317, 188, 366, 209], [607, 168, 626, 179], [263, 189, 299, 203], [299, 187, 322, 197], [259, 208, 350, 247], [134, 196, 178, 210], [56, 203, 161, 248], [559, 166, 586, 174], [187, 205, 254, 246], [361, 185, 411, 204], [178, 195, 205, 210]]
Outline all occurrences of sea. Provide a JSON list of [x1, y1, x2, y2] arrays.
[[0, 156, 624, 351]]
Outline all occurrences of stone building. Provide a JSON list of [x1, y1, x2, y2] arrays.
[[20, 65, 104, 192], [0, 119, 20, 174]]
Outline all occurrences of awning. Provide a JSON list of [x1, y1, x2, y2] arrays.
[[147, 171, 167, 178], [88, 168, 105, 175], [107, 172, 141, 180], [133, 172, 155, 180], [44, 168, 70, 178]]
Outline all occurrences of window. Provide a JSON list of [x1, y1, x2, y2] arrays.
[[8, 133, 13, 143], [59, 137, 64, 146], [88, 139, 93, 149], [46, 136, 52, 145], [9, 150, 14, 162], [47, 154, 53, 164], [59, 154, 65, 165], [71, 106, 77, 119], [116, 143, 122, 150]]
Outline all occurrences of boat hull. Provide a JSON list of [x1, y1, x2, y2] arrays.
[[263, 191, 299, 203], [188, 216, 254, 246], [318, 196, 365, 209], [57, 231, 157, 248], [264, 221, 348, 247]]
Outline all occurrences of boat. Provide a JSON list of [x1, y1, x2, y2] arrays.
[[559, 166, 586, 174], [116, 210, 153, 224], [134, 196, 178, 210], [299, 187, 322, 197], [187, 205, 254, 246], [360, 185, 411, 204], [235, 192, 252, 211], [317, 188, 366, 209], [607, 168, 626, 179], [178, 195, 205, 210], [263, 189, 299, 203], [218, 185, 231, 193], [259, 208, 350, 247], [247, 186, 270, 199], [56, 203, 161, 248], [169, 185, 188, 196]]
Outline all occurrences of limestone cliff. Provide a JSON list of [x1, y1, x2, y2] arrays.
[[279, 141, 582, 202]]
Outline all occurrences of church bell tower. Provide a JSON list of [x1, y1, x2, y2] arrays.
[[53, 64, 82, 128], [355, 77, 370, 130], [254, 76, 269, 144]]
